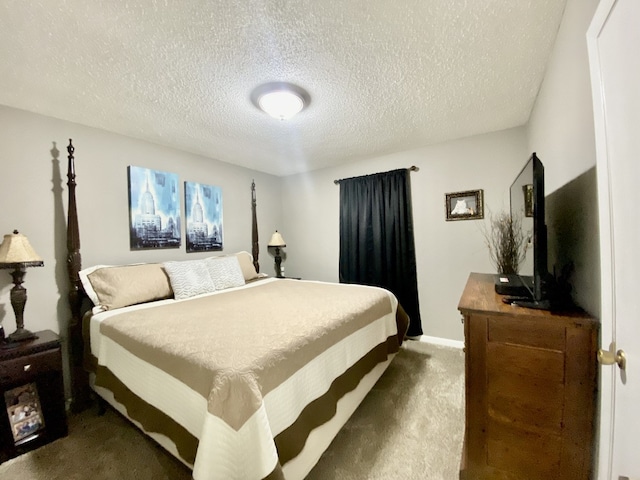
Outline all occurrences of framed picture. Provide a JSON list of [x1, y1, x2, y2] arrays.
[[523, 184, 534, 217], [4, 383, 46, 444], [128, 166, 181, 249], [445, 189, 484, 221], [185, 181, 223, 252]]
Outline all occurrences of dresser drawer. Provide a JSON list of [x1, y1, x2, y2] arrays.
[[487, 370, 564, 433], [488, 316, 565, 351], [487, 342, 565, 382], [0, 349, 61, 384], [487, 419, 561, 479]]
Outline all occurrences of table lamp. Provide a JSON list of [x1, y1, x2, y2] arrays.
[[268, 230, 286, 278], [0, 230, 44, 342]]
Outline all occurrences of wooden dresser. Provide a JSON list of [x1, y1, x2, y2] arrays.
[[458, 273, 598, 480]]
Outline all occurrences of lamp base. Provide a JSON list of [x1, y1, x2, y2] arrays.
[[7, 327, 37, 343], [274, 248, 283, 278]]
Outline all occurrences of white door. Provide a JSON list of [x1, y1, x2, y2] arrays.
[[588, 0, 640, 478]]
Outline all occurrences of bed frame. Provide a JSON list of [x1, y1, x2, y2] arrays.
[[65, 139, 89, 411], [64, 139, 261, 410], [63, 140, 404, 480]]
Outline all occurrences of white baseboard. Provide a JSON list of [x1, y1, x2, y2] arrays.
[[414, 335, 464, 349]]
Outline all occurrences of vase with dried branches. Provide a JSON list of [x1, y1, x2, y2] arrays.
[[483, 211, 529, 274]]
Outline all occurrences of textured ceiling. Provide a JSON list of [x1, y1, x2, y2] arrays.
[[0, 0, 566, 177]]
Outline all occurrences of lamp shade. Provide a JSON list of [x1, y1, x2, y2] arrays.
[[0, 230, 43, 268], [268, 231, 286, 248]]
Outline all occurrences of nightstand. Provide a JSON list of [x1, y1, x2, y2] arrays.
[[0, 330, 68, 463]]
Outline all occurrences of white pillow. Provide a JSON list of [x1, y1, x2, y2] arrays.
[[163, 260, 215, 300], [206, 256, 245, 290]]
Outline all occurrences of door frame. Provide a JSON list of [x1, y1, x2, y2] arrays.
[[587, 0, 619, 478]]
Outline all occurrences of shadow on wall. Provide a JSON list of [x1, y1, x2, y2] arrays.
[[546, 166, 600, 318], [51, 141, 73, 399]]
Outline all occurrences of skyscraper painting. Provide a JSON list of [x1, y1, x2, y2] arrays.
[[128, 166, 181, 249], [185, 181, 223, 252]]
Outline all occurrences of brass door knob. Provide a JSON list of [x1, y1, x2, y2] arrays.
[[598, 343, 626, 371]]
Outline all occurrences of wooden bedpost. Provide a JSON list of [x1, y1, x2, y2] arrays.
[[251, 180, 260, 273], [66, 139, 90, 411]]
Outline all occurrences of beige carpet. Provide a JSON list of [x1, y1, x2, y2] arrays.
[[0, 341, 465, 480]]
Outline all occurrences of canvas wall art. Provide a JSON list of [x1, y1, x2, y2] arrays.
[[185, 181, 223, 252], [128, 166, 181, 249]]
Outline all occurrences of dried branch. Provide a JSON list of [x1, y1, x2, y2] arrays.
[[482, 211, 529, 274]]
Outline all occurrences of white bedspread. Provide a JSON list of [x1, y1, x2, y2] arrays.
[[89, 278, 401, 480]]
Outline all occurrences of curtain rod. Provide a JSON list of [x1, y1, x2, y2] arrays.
[[333, 165, 419, 185]]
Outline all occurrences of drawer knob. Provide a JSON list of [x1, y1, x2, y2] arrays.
[[23, 364, 31, 372]]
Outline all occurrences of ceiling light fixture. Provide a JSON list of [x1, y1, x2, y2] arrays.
[[251, 82, 310, 120]]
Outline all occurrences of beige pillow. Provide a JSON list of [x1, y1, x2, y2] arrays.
[[86, 263, 173, 310], [234, 251, 260, 281]]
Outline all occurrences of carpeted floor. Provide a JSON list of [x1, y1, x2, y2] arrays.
[[0, 340, 465, 480]]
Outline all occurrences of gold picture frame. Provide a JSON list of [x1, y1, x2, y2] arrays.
[[523, 184, 534, 217], [4, 383, 46, 444], [445, 189, 484, 221]]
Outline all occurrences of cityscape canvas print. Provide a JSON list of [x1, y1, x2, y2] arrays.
[[128, 166, 181, 249], [185, 181, 223, 252]]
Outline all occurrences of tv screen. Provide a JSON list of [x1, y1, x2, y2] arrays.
[[509, 152, 549, 306]]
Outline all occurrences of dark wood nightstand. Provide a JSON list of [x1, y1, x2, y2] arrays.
[[0, 330, 68, 463]]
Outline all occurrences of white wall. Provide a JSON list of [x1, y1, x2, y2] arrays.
[[528, 0, 599, 194], [277, 0, 602, 343], [0, 106, 282, 341], [281, 127, 527, 342], [526, 0, 600, 317], [0, 0, 600, 358], [528, 0, 599, 195]]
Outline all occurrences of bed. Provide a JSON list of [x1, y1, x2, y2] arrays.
[[64, 140, 409, 479]]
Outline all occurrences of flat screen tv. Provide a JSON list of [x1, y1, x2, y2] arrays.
[[508, 152, 551, 309]]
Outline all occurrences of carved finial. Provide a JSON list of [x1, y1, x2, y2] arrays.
[[67, 139, 76, 177]]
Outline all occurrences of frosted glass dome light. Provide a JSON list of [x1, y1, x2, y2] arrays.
[[251, 82, 310, 120]]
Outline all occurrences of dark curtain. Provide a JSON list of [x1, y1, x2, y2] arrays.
[[338, 168, 423, 337]]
